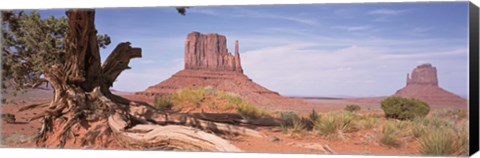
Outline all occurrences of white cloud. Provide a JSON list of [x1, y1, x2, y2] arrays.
[[368, 9, 407, 15], [240, 36, 467, 97], [332, 25, 372, 31], [188, 7, 320, 26]]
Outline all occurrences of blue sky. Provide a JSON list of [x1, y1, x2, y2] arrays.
[[39, 2, 470, 97]]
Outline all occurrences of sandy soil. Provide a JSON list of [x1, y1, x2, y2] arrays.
[[0, 89, 466, 155]]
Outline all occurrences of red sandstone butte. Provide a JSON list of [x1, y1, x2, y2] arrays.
[[394, 63, 467, 107], [136, 32, 304, 108], [184, 32, 243, 73]]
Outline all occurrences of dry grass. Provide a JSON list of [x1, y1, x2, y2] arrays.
[[153, 95, 173, 110], [380, 122, 401, 147], [166, 87, 268, 120], [418, 127, 458, 155], [171, 87, 206, 107], [314, 112, 359, 140]]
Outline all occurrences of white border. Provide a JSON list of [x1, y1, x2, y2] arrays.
[[0, 0, 478, 158], [0, 0, 474, 9]]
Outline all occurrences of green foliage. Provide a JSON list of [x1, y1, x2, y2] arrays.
[[278, 111, 306, 137], [168, 87, 267, 120], [421, 117, 454, 129], [411, 124, 427, 138], [344, 104, 361, 113], [171, 88, 206, 106], [1, 11, 111, 95], [380, 96, 430, 120], [433, 108, 468, 120], [279, 111, 300, 128], [219, 92, 266, 120], [309, 109, 320, 123], [361, 117, 378, 130], [153, 96, 173, 110], [237, 101, 266, 120], [412, 115, 469, 156], [314, 112, 358, 137], [380, 122, 401, 147], [418, 128, 458, 155], [220, 92, 243, 106], [288, 117, 306, 137]]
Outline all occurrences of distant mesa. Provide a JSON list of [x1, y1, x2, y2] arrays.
[[136, 32, 304, 108], [394, 63, 467, 107], [406, 63, 438, 86], [185, 32, 243, 73]]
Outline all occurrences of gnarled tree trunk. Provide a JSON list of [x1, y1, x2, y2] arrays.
[[33, 9, 258, 151]]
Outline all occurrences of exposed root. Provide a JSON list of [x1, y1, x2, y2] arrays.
[[127, 103, 265, 138], [17, 102, 49, 112], [35, 115, 53, 146], [108, 113, 241, 151]]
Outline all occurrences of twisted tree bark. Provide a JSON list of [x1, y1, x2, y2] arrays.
[[33, 9, 261, 151]]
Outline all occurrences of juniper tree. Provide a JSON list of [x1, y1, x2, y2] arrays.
[[0, 9, 253, 151], [1, 11, 110, 97]]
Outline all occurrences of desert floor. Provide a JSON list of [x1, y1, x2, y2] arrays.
[[0, 88, 467, 156]]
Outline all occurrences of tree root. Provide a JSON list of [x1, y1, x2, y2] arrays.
[[108, 113, 241, 151]]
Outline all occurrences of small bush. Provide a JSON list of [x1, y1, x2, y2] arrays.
[[455, 125, 469, 156], [411, 124, 427, 138], [344, 104, 361, 113], [361, 117, 378, 130], [153, 96, 173, 110], [288, 117, 306, 137], [433, 108, 468, 120], [221, 92, 243, 106], [237, 102, 266, 120], [418, 128, 457, 155], [380, 122, 401, 147], [309, 109, 320, 123], [422, 117, 453, 129], [171, 88, 206, 106], [380, 96, 430, 120], [278, 111, 307, 137], [314, 112, 357, 137], [279, 111, 300, 127]]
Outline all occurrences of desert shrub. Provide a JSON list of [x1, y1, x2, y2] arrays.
[[361, 117, 378, 130], [380, 122, 401, 147], [309, 109, 320, 123], [153, 96, 173, 110], [288, 117, 306, 137], [314, 112, 358, 137], [418, 128, 458, 155], [344, 104, 361, 113], [455, 125, 469, 156], [421, 117, 453, 129], [411, 124, 427, 138], [278, 111, 307, 136], [380, 96, 430, 120], [221, 92, 243, 106], [279, 111, 300, 127], [216, 92, 267, 119], [171, 88, 206, 106], [237, 101, 267, 120], [433, 108, 468, 120]]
